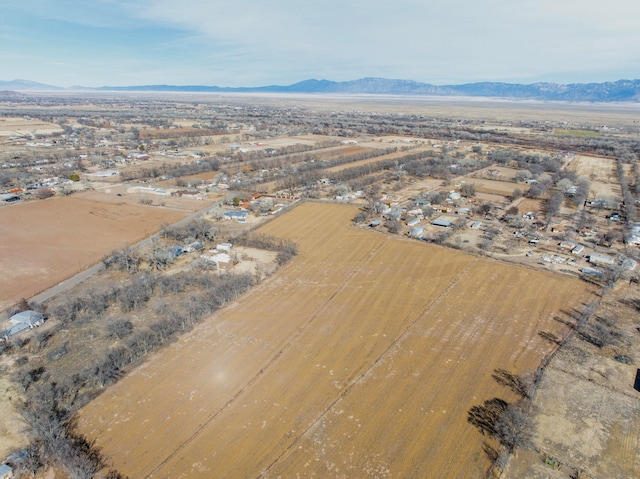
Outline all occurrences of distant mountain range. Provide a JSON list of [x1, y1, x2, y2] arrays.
[[2, 77, 640, 102]]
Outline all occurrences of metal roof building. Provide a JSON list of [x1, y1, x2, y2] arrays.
[[0, 463, 14, 479], [588, 253, 616, 266], [432, 218, 452, 227]]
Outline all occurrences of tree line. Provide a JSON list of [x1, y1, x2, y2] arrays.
[[6, 232, 298, 478]]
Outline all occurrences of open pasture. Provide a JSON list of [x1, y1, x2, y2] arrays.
[[325, 147, 424, 174], [567, 155, 618, 185], [78, 202, 592, 478], [0, 116, 64, 137], [460, 176, 525, 196], [0, 195, 186, 310], [567, 155, 622, 199]]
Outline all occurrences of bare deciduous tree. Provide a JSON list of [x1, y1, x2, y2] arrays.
[[494, 401, 536, 452]]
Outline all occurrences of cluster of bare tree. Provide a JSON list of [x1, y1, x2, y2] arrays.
[[16, 382, 126, 479], [233, 141, 339, 164], [11, 267, 264, 477], [231, 232, 298, 265], [617, 155, 638, 224], [160, 217, 217, 242], [119, 157, 221, 182], [577, 313, 626, 348], [467, 368, 537, 473]]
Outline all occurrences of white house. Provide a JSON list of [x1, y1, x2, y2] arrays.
[[216, 243, 233, 252], [2, 310, 45, 340], [202, 252, 232, 269]]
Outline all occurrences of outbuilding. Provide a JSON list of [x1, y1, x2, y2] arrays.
[[588, 253, 616, 266], [582, 267, 603, 278], [216, 243, 233, 252], [432, 218, 452, 228], [0, 463, 13, 479], [571, 244, 585, 255], [409, 226, 425, 239], [201, 252, 232, 269], [224, 211, 248, 221], [1, 193, 20, 203]]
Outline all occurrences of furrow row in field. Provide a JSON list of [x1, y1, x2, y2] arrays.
[[79, 202, 592, 478]]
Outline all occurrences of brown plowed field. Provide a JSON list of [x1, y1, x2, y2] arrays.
[[0, 196, 185, 309], [460, 177, 526, 196], [325, 148, 418, 173], [79, 202, 592, 478]]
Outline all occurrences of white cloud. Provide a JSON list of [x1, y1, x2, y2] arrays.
[[118, 0, 640, 84], [4, 0, 640, 85]]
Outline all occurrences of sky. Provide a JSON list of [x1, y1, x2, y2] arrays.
[[2, 0, 640, 88]]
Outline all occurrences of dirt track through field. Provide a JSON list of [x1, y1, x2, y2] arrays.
[[79, 202, 592, 478]]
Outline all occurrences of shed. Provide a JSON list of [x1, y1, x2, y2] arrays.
[[0, 464, 13, 479], [588, 253, 616, 266], [571, 245, 585, 255], [369, 220, 381, 227], [385, 210, 402, 220], [187, 241, 204, 251], [224, 211, 248, 221], [217, 243, 232, 252], [406, 218, 420, 227], [1, 193, 20, 203], [409, 226, 425, 239], [622, 257, 637, 271], [582, 267, 603, 278], [201, 252, 232, 269], [432, 219, 452, 228]]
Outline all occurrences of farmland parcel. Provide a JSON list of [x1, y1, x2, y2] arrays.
[[79, 202, 592, 478], [0, 194, 187, 310]]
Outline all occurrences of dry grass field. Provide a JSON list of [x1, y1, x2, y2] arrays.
[[78, 202, 593, 478], [567, 154, 621, 200], [325, 148, 424, 174], [0, 194, 186, 310], [0, 117, 64, 137], [506, 283, 640, 479], [460, 177, 525, 197]]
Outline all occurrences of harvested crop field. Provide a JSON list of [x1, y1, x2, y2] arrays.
[[326, 148, 421, 173], [0, 196, 186, 310], [79, 202, 593, 478], [0, 116, 64, 136], [460, 177, 525, 196]]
